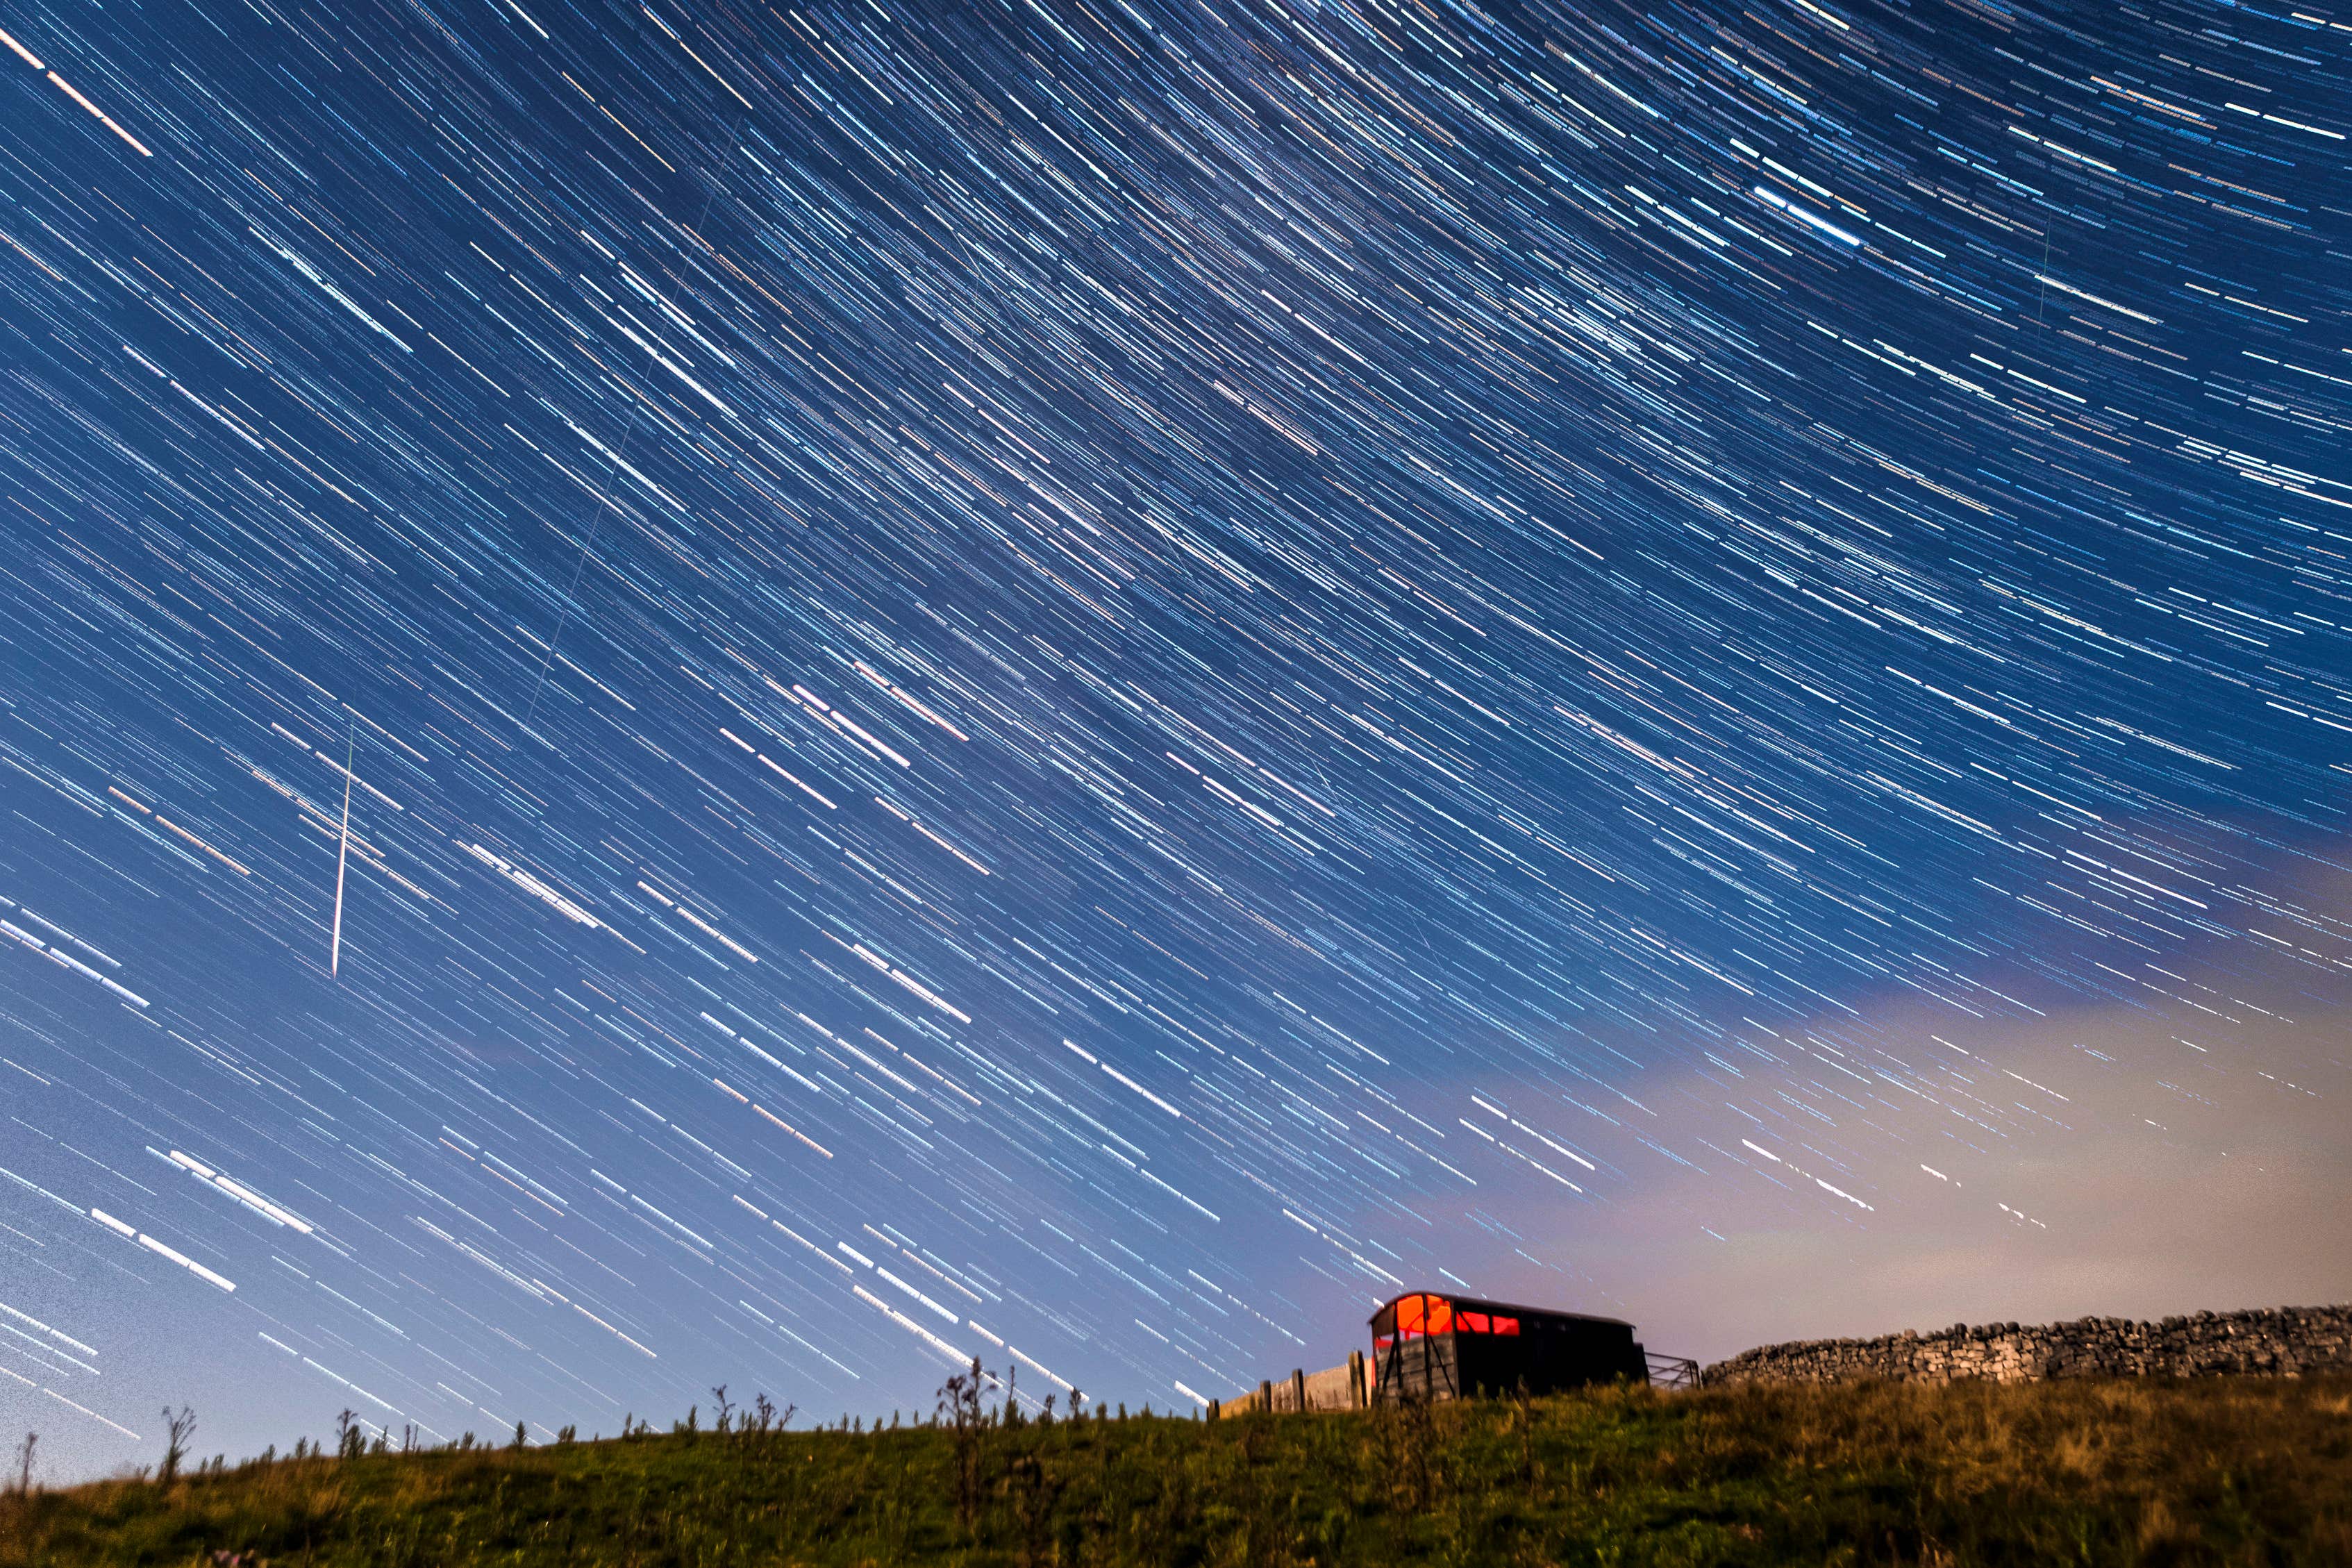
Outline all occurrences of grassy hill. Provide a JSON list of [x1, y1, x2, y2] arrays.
[[6, 1375, 2349, 1566]]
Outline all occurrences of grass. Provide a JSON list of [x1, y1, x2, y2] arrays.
[[4, 1374, 2349, 1566]]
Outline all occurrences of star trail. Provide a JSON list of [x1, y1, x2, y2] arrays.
[[1, 0, 2349, 1477]]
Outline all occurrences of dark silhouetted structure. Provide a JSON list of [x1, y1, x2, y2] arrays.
[[1369, 1291, 1651, 1402]]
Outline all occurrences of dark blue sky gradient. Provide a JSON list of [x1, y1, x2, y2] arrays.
[[1, 0, 2348, 1479]]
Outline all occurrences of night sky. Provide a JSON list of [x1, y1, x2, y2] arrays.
[[3, 0, 2349, 1481]]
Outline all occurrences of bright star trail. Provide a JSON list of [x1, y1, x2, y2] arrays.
[[2, 0, 2349, 1476]]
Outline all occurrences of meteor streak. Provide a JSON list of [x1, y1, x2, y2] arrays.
[[330, 726, 353, 978]]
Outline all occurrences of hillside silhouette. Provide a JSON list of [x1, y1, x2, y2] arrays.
[[6, 1371, 2350, 1565]]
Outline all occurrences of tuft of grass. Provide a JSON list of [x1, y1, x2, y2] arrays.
[[3, 1374, 2348, 1565]]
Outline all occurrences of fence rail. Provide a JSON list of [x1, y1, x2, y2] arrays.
[[1646, 1352, 1701, 1390]]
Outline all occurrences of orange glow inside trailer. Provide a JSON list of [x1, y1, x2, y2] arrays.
[[1369, 1290, 1640, 1403]]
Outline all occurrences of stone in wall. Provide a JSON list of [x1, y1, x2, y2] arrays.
[[1701, 1303, 2352, 1387]]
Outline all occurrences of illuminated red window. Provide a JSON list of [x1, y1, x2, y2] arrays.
[[1392, 1294, 1457, 1340], [1458, 1310, 1490, 1334], [1493, 1315, 1519, 1336]]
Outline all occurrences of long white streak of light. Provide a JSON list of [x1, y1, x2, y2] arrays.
[[330, 728, 353, 976]]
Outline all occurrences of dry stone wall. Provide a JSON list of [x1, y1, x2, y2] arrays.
[[1703, 1303, 2352, 1386]]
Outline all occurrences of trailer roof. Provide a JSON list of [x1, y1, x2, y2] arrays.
[[1368, 1290, 1632, 1329]]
